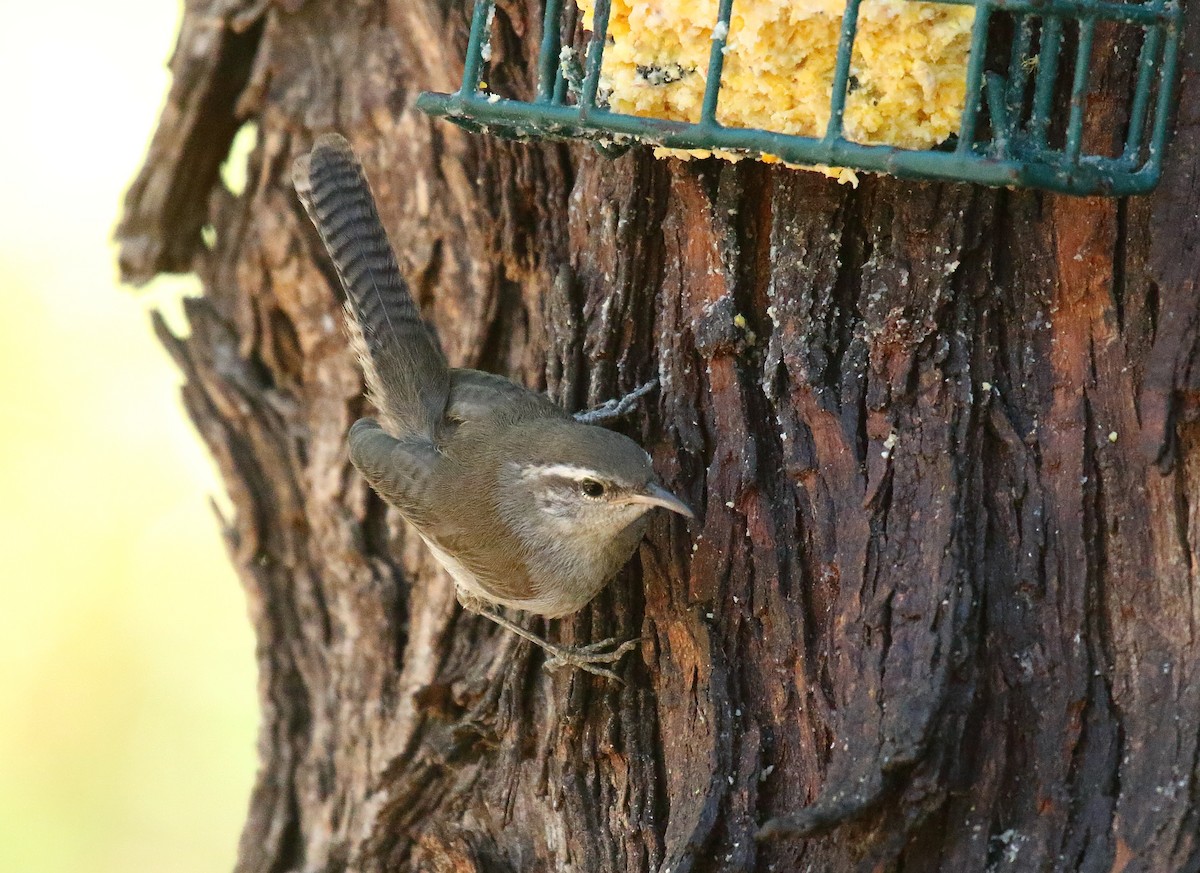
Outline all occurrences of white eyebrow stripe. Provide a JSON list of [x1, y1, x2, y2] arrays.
[[524, 463, 604, 481]]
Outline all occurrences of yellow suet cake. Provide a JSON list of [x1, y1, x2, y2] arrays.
[[575, 0, 976, 184]]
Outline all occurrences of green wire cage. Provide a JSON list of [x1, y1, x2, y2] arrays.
[[416, 0, 1182, 195]]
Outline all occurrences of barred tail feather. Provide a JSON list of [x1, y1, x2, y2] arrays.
[[293, 134, 449, 439]]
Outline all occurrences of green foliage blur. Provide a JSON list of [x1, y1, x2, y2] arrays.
[[0, 3, 258, 872]]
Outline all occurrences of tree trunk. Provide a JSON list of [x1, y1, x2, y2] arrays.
[[118, 2, 1200, 871]]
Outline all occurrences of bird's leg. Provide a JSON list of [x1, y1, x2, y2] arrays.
[[573, 379, 658, 425], [456, 590, 640, 681]]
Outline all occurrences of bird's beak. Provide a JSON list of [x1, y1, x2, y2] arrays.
[[628, 483, 695, 518]]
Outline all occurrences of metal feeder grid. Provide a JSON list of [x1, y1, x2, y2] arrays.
[[416, 0, 1183, 195]]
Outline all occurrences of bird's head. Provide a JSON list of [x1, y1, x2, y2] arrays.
[[497, 422, 692, 542]]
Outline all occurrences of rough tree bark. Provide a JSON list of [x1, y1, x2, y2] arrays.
[[118, 2, 1200, 871]]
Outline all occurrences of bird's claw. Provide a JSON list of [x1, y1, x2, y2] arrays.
[[573, 380, 658, 425], [543, 636, 643, 681]]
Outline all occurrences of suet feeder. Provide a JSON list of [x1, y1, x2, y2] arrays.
[[416, 0, 1182, 195]]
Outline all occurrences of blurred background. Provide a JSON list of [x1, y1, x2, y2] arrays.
[[0, 2, 258, 872]]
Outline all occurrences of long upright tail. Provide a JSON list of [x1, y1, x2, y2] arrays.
[[293, 134, 450, 440]]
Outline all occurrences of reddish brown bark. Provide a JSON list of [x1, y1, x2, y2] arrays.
[[119, 2, 1200, 871]]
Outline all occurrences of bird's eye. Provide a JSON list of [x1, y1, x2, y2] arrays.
[[580, 479, 605, 498]]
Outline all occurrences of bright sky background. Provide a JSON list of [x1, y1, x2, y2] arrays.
[[0, 3, 258, 872]]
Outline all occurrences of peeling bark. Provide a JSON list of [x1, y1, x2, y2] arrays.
[[119, 1, 1200, 871]]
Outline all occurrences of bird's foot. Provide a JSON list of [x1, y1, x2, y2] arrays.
[[542, 636, 642, 681], [457, 590, 640, 682], [573, 380, 658, 425]]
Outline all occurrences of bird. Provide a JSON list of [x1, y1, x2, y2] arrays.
[[292, 133, 693, 679]]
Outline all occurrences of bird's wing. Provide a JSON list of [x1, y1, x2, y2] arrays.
[[419, 517, 542, 605], [349, 419, 534, 603], [446, 369, 569, 426], [293, 134, 450, 441], [347, 418, 442, 524]]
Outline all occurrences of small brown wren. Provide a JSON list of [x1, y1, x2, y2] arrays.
[[293, 134, 692, 679]]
